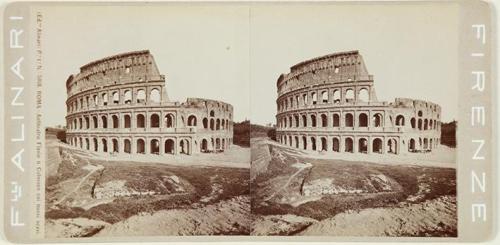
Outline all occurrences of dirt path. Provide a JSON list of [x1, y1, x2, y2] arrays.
[[53, 163, 103, 207]]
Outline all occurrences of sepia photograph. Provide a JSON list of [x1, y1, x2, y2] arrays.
[[249, 4, 458, 236], [42, 5, 251, 237]]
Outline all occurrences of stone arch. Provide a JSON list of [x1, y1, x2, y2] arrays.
[[358, 138, 368, 153], [333, 90, 341, 104], [112, 138, 119, 153], [112, 115, 119, 128], [150, 88, 160, 103], [302, 115, 307, 127], [150, 114, 160, 128], [102, 138, 108, 152], [302, 136, 307, 150], [124, 90, 132, 104], [409, 138, 416, 152], [216, 138, 221, 150], [303, 94, 308, 105], [321, 91, 328, 103], [188, 115, 197, 126], [333, 114, 340, 127], [321, 137, 327, 151], [102, 93, 108, 106], [101, 115, 108, 128], [345, 138, 354, 153], [180, 139, 190, 155], [85, 117, 90, 129], [321, 114, 328, 127], [332, 137, 340, 152], [136, 89, 146, 103], [311, 114, 317, 127], [112, 91, 119, 104], [358, 113, 368, 127], [93, 138, 98, 152], [85, 138, 90, 150], [79, 118, 83, 129], [124, 139, 131, 153], [312, 92, 317, 105], [411, 117, 416, 128], [311, 137, 317, 151], [216, 119, 221, 130], [136, 114, 145, 128], [418, 110, 423, 117], [294, 115, 299, 127], [372, 113, 382, 127], [288, 135, 293, 146], [424, 119, 428, 130], [345, 113, 354, 127], [136, 139, 145, 154], [92, 116, 98, 129], [429, 139, 433, 150], [295, 136, 299, 148], [373, 138, 383, 153], [203, 118, 208, 129], [429, 119, 433, 129], [124, 115, 131, 128], [387, 138, 398, 154], [358, 88, 369, 102], [345, 89, 354, 102], [200, 139, 208, 153], [418, 119, 423, 130], [79, 138, 82, 148], [150, 139, 160, 154], [396, 115, 405, 126], [210, 118, 215, 130], [164, 139, 174, 154], [165, 114, 175, 128], [423, 138, 429, 149], [210, 110, 215, 117]]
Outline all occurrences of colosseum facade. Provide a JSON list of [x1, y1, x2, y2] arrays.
[[276, 50, 441, 155], [65, 50, 233, 156]]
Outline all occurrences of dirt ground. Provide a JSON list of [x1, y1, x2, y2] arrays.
[[251, 137, 457, 237], [45, 137, 250, 237]]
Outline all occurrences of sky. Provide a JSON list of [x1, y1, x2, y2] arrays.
[[41, 3, 459, 127]]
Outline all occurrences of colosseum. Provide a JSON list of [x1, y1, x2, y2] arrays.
[[275, 50, 441, 155], [65, 50, 233, 156]]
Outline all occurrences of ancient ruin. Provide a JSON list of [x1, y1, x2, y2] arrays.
[[65, 50, 233, 155], [275, 50, 441, 154]]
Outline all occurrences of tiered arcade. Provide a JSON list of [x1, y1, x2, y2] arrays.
[[65, 50, 233, 155], [275, 50, 441, 154]]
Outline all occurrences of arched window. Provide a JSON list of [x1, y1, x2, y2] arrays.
[[124, 90, 132, 104], [332, 138, 340, 152], [302, 136, 307, 150], [112, 139, 119, 153], [312, 92, 317, 105], [216, 119, 221, 130], [210, 119, 215, 130], [372, 113, 382, 127], [93, 138, 98, 151], [150, 114, 160, 128], [358, 138, 368, 153], [92, 116, 98, 129], [136, 89, 146, 103], [333, 114, 340, 127], [303, 94, 308, 105], [345, 89, 354, 102], [136, 139, 145, 154], [150, 88, 160, 103], [101, 115, 108, 128], [333, 90, 341, 104], [112, 115, 119, 128], [418, 119, 423, 130], [411, 118, 416, 128], [85, 117, 90, 129], [124, 115, 131, 128], [203, 118, 208, 129], [345, 113, 354, 127], [359, 113, 368, 127], [165, 114, 174, 128], [136, 114, 145, 128], [210, 110, 215, 117], [123, 139, 131, 153], [358, 88, 369, 102], [396, 115, 405, 126], [102, 93, 108, 106], [311, 114, 317, 127], [188, 115, 197, 126], [321, 91, 328, 103], [93, 95, 98, 106], [294, 115, 299, 127], [373, 138, 383, 153], [311, 137, 317, 151], [424, 119, 428, 130], [302, 115, 307, 127], [321, 114, 328, 127], [150, 139, 160, 154], [112, 91, 119, 104], [321, 137, 327, 151], [165, 139, 175, 154]]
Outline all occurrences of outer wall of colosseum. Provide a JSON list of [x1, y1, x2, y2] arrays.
[[65, 50, 233, 156], [276, 51, 441, 155]]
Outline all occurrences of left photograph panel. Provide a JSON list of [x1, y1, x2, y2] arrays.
[[41, 5, 251, 237]]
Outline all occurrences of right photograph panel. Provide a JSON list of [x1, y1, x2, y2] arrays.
[[250, 3, 458, 237]]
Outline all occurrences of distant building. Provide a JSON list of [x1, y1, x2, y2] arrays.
[[275, 50, 441, 154], [65, 50, 233, 155]]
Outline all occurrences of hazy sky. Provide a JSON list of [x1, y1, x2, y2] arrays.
[[41, 3, 459, 127]]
